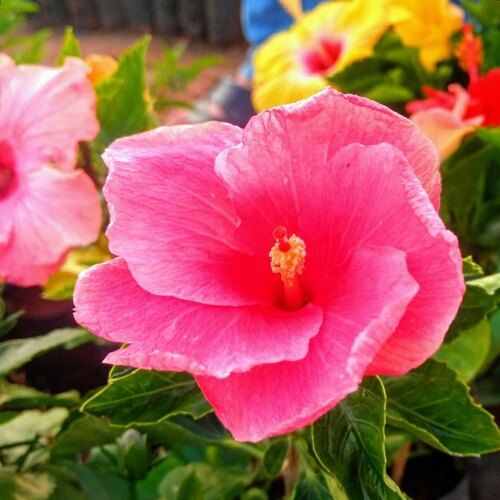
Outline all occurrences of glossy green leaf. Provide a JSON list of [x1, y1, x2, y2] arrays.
[[263, 439, 289, 476], [446, 272, 500, 341], [0, 328, 91, 376], [384, 359, 500, 456], [50, 414, 122, 459], [435, 319, 491, 382], [291, 475, 334, 500], [81, 369, 210, 426], [137, 414, 228, 450], [96, 37, 154, 147], [0, 379, 80, 410], [56, 26, 81, 65], [312, 377, 403, 499]]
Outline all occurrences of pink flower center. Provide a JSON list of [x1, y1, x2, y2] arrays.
[[300, 36, 344, 76], [0, 141, 16, 200], [269, 226, 306, 310]]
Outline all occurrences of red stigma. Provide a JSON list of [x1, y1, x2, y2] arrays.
[[273, 226, 291, 252]]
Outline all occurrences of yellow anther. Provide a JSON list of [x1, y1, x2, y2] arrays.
[[269, 233, 306, 287]]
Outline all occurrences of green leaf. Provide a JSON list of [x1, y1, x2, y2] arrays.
[[0, 470, 55, 500], [56, 27, 81, 65], [364, 83, 415, 104], [137, 414, 228, 449], [440, 137, 494, 252], [434, 319, 491, 382], [241, 488, 268, 500], [0, 310, 23, 339], [291, 475, 334, 500], [81, 369, 210, 426], [0, 412, 18, 425], [135, 457, 184, 500], [384, 359, 500, 456], [73, 464, 130, 500], [0, 408, 68, 462], [446, 273, 500, 341], [158, 465, 203, 500], [311, 377, 403, 499], [263, 439, 289, 476], [329, 58, 385, 94], [96, 37, 153, 147], [385, 427, 413, 463], [462, 256, 484, 279], [477, 127, 500, 149], [473, 362, 500, 406], [0, 296, 23, 339], [0, 328, 91, 376], [0, 379, 80, 410], [462, 0, 500, 28], [50, 414, 122, 459], [116, 429, 150, 480]]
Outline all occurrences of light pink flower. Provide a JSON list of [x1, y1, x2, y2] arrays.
[[0, 55, 101, 286], [74, 88, 464, 442], [408, 84, 485, 160]]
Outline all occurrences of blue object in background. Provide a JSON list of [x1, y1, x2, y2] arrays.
[[241, 0, 322, 46], [239, 0, 322, 79]]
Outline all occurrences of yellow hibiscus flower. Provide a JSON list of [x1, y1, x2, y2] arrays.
[[388, 0, 464, 70], [252, 0, 390, 112]]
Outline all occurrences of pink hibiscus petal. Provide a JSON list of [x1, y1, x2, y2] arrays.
[[197, 244, 419, 442], [0, 168, 101, 287], [290, 141, 463, 374], [103, 122, 279, 307], [219, 87, 440, 213], [0, 56, 98, 172], [74, 258, 323, 377]]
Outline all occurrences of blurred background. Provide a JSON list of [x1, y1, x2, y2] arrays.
[[31, 0, 244, 42], [13, 0, 248, 124]]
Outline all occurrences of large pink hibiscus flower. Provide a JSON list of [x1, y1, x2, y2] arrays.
[[0, 55, 101, 286], [74, 88, 464, 442]]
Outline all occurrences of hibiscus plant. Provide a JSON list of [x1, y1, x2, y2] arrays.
[[0, 1, 499, 499]]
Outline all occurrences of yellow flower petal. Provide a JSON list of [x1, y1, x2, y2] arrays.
[[253, 0, 390, 111], [84, 54, 118, 86], [388, 0, 464, 69]]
